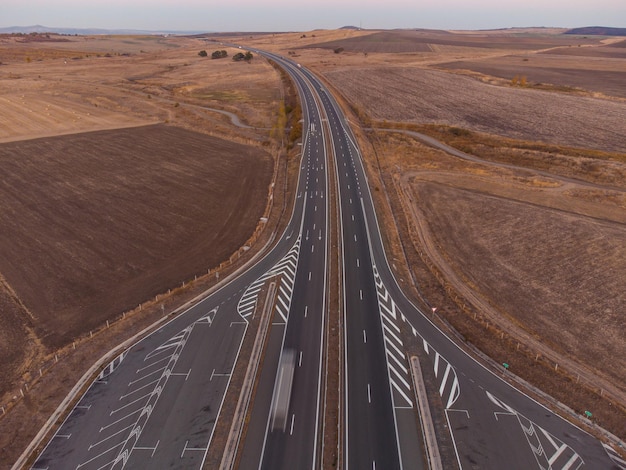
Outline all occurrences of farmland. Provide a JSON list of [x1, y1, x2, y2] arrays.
[[0, 33, 284, 421], [1, 27, 625, 462], [0, 124, 273, 393]]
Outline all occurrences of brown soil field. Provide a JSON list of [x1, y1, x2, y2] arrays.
[[302, 29, 603, 54], [324, 67, 626, 152], [0, 124, 272, 392], [412, 179, 626, 385], [541, 44, 626, 58], [437, 52, 626, 98]]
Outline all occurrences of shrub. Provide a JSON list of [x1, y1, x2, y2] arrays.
[[211, 50, 228, 59], [198, 50, 208, 57]]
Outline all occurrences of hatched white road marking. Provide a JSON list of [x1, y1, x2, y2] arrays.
[[487, 391, 584, 470], [603, 443, 626, 470], [372, 265, 413, 408], [421, 341, 461, 410], [237, 236, 301, 323]]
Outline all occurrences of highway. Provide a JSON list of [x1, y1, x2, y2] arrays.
[[29, 47, 624, 470], [247, 51, 623, 470]]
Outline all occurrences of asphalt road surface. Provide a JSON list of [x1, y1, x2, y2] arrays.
[[30, 48, 624, 470]]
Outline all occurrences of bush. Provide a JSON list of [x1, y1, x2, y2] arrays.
[[232, 52, 245, 61], [333, 47, 344, 54], [198, 50, 208, 57], [211, 50, 228, 59]]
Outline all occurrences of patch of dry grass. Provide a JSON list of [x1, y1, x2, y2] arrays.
[[0, 37, 282, 142]]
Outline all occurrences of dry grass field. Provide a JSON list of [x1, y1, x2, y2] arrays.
[[0, 34, 281, 142], [412, 178, 625, 382]]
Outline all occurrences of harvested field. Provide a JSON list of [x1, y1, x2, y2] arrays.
[[0, 124, 272, 393], [303, 29, 602, 54], [0, 34, 282, 142], [541, 44, 626, 59], [437, 53, 626, 98], [411, 180, 626, 385], [325, 66, 626, 152]]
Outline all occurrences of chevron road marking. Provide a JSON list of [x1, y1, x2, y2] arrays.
[[418, 337, 461, 410], [237, 236, 301, 324], [486, 391, 584, 470], [603, 443, 626, 470], [372, 265, 414, 409]]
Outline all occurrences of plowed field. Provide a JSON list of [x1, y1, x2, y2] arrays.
[[325, 66, 626, 152], [0, 124, 272, 395]]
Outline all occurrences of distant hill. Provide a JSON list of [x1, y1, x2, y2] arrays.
[[564, 26, 626, 36], [0, 25, 209, 35]]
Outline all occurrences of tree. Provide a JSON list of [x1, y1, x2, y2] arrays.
[[198, 50, 208, 57], [244, 51, 253, 61], [232, 52, 245, 61], [211, 50, 228, 59]]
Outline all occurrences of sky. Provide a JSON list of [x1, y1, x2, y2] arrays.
[[2, 0, 625, 32]]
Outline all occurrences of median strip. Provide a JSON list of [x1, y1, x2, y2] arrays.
[[410, 356, 443, 470], [219, 279, 278, 470]]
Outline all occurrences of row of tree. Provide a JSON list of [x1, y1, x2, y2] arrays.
[[197, 50, 254, 62], [233, 51, 254, 62]]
